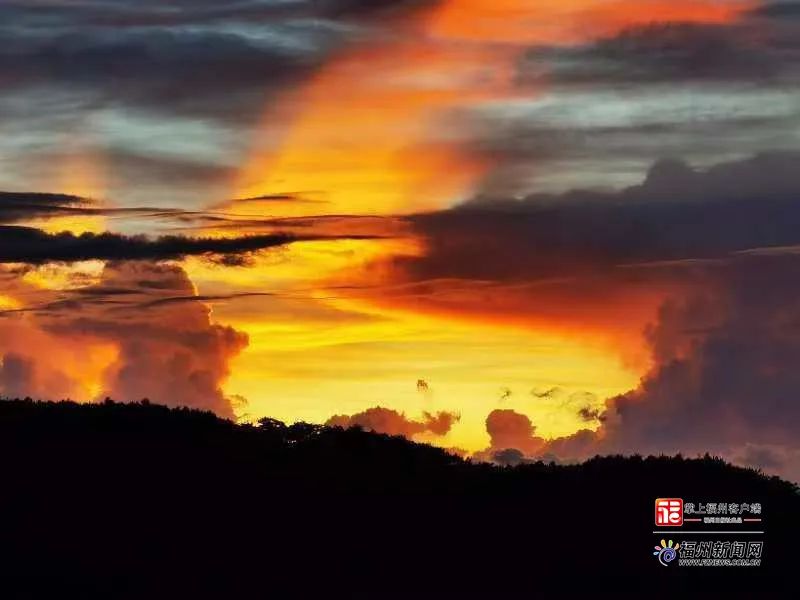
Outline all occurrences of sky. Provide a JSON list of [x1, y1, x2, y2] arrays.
[[1, 0, 800, 480]]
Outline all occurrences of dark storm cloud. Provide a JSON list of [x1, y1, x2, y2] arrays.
[[401, 152, 800, 283], [603, 254, 800, 453], [513, 251, 800, 482], [0, 225, 378, 264]]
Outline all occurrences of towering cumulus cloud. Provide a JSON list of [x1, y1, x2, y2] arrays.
[[1, 262, 249, 417], [509, 250, 800, 482], [437, 153, 800, 481], [83, 263, 248, 417], [576, 253, 800, 478]]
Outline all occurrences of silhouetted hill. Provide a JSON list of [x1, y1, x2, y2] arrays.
[[0, 399, 796, 598]]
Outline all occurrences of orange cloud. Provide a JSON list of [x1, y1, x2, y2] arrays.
[[326, 406, 460, 439], [424, 0, 757, 45], [0, 280, 118, 401], [0, 262, 248, 417], [234, 38, 499, 217], [484, 408, 546, 455]]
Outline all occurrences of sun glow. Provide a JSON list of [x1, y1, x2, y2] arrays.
[[234, 41, 498, 216], [0, 295, 21, 311], [186, 0, 762, 446], [220, 295, 640, 452], [25, 132, 108, 235]]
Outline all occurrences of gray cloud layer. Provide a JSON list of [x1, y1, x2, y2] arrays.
[[474, 2, 800, 195], [403, 152, 800, 283], [0, 0, 427, 203], [3, 0, 798, 203]]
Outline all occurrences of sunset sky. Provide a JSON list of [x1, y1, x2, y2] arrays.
[[1, 0, 800, 480]]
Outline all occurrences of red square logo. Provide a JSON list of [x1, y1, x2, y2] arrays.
[[655, 498, 683, 526]]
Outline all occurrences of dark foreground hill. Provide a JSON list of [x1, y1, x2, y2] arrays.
[[0, 399, 797, 598]]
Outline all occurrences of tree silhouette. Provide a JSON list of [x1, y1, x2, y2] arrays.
[[0, 398, 796, 598]]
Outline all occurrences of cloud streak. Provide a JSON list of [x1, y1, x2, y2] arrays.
[[0, 225, 381, 264]]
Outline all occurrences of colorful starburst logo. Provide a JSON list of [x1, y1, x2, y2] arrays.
[[653, 539, 680, 566]]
